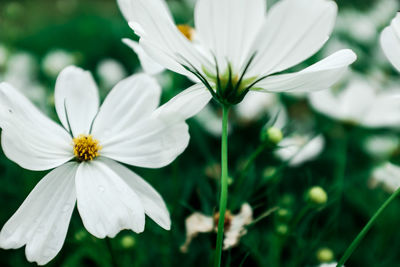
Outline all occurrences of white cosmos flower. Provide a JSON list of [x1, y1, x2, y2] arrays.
[[0, 66, 209, 265], [370, 162, 400, 194], [275, 134, 325, 167], [381, 12, 400, 73], [118, 0, 356, 106], [309, 77, 400, 128], [42, 50, 76, 78]]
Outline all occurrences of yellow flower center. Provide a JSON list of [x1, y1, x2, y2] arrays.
[[177, 24, 195, 41], [73, 134, 102, 161]]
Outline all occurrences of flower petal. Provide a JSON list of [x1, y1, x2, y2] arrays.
[[380, 13, 400, 73], [152, 83, 212, 123], [100, 117, 189, 168], [75, 160, 145, 238], [118, 0, 211, 77], [0, 163, 78, 266], [103, 158, 170, 230], [254, 50, 356, 93], [180, 212, 213, 253], [194, 0, 266, 72], [91, 74, 161, 142], [247, 0, 337, 77], [54, 66, 100, 137], [122, 38, 165, 75], [0, 83, 73, 171]]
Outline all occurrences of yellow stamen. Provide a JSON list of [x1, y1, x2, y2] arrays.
[[177, 24, 195, 41], [73, 134, 102, 162]]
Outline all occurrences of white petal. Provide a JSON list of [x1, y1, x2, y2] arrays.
[[247, 0, 338, 77], [362, 91, 400, 128], [380, 13, 400, 73], [223, 203, 253, 250], [254, 50, 356, 93], [0, 83, 73, 171], [194, 0, 265, 72], [152, 83, 212, 123], [91, 74, 161, 142], [118, 0, 211, 77], [55, 66, 100, 137], [103, 158, 170, 230], [100, 117, 189, 168], [235, 91, 278, 122], [123, 38, 165, 75], [75, 160, 145, 238], [0, 163, 78, 266]]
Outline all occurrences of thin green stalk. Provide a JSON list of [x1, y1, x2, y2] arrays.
[[214, 105, 230, 267], [105, 238, 118, 267], [337, 186, 400, 267]]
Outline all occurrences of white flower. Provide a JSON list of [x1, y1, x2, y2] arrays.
[[309, 77, 400, 128], [318, 263, 343, 267], [96, 58, 127, 88], [0, 66, 209, 265], [275, 135, 325, 167], [118, 0, 356, 106], [235, 91, 278, 123], [180, 203, 253, 252], [364, 135, 399, 160], [42, 50, 76, 78], [370, 162, 400, 193], [381, 12, 400, 73]]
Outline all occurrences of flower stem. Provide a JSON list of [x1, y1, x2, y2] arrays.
[[336, 186, 400, 267], [214, 104, 230, 267]]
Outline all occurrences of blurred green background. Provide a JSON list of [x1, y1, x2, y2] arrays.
[[1, 0, 400, 266]]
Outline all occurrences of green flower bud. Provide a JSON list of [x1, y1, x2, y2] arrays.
[[262, 167, 277, 182], [121, 235, 136, 249], [277, 208, 292, 221], [276, 224, 289, 236], [74, 229, 87, 242], [308, 186, 328, 205], [261, 127, 283, 144], [316, 247, 334, 263]]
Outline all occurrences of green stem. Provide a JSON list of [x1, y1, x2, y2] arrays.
[[214, 105, 230, 267], [336, 186, 400, 267]]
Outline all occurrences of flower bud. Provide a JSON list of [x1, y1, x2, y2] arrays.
[[121, 235, 136, 249], [261, 127, 283, 144], [277, 208, 292, 221], [307, 186, 328, 205], [316, 247, 334, 263], [275, 224, 288, 236], [74, 229, 87, 242]]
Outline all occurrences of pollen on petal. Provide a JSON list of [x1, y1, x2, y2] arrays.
[[72, 134, 102, 161]]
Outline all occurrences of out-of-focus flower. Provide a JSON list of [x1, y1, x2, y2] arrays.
[[120, 235, 136, 249], [316, 247, 334, 263], [0, 66, 210, 265], [381, 12, 400, 73], [364, 135, 399, 160], [336, 10, 377, 44], [194, 105, 225, 137], [370, 162, 400, 193], [96, 58, 127, 88], [42, 50, 76, 78], [235, 91, 278, 123], [5, 52, 37, 84], [275, 135, 325, 167], [119, 0, 355, 107], [309, 78, 400, 128], [318, 263, 342, 267], [369, 0, 399, 29], [180, 203, 253, 252]]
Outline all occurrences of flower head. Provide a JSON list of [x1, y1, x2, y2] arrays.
[[0, 66, 209, 265], [118, 0, 356, 106]]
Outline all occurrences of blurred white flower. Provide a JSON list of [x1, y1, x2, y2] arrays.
[[381, 12, 400, 73], [194, 105, 225, 137], [235, 91, 278, 123], [318, 263, 343, 267], [0, 66, 210, 265], [364, 135, 399, 160], [369, 0, 399, 29], [5, 52, 37, 85], [309, 77, 400, 128], [370, 162, 400, 193], [180, 203, 253, 252], [96, 58, 127, 88], [119, 0, 355, 106], [275, 135, 325, 167], [336, 10, 377, 44], [42, 50, 76, 78]]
